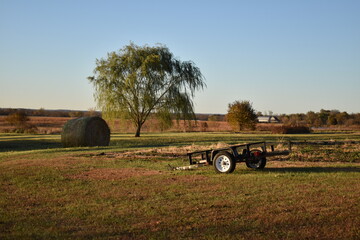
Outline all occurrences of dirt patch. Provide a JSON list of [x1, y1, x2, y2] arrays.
[[70, 168, 162, 181]]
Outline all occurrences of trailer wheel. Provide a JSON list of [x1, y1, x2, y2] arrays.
[[213, 151, 236, 173], [246, 149, 266, 169]]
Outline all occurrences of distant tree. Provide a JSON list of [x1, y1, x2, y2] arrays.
[[306, 111, 318, 126], [88, 43, 205, 137], [226, 100, 257, 131], [85, 108, 101, 117], [335, 112, 349, 125], [5, 111, 29, 127], [69, 111, 84, 118], [34, 108, 45, 116], [208, 114, 224, 121], [288, 113, 306, 126], [200, 121, 208, 132], [353, 113, 360, 125], [5, 110, 37, 133], [319, 109, 331, 125], [327, 115, 338, 125]]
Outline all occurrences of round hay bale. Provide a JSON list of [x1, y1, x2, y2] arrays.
[[61, 116, 110, 147]]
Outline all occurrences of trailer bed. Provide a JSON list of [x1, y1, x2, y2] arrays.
[[185, 141, 291, 173]]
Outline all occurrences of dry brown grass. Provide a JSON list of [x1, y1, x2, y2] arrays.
[[108, 119, 233, 133], [1, 133, 360, 239], [84, 142, 232, 161], [1, 115, 359, 134], [0, 116, 232, 134], [70, 168, 162, 180], [0, 116, 71, 134], [289, 142, 360, 162]]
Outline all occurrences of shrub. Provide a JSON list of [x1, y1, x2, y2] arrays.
[[200, 122, 208, 132], [227, 100, 257, 131], [5, 111, 29, 126], [4, 111, 38, 134], [271, 125, 312, 134]]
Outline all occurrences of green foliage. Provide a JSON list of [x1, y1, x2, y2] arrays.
[[88, 43, 205, 137], [156, 109, 173, 131], [226, 100, 257, 131], [278, 109, 359, 127], [319, 109, 331, 125]]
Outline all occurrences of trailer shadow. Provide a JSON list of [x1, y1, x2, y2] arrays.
[[261, 166, 360, 173]]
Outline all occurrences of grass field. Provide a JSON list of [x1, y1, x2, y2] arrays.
[[1, 132, 360, 239]]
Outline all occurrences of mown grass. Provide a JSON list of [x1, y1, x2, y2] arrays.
[[1, 132, 360, 239], [1, 132, 360, 153]]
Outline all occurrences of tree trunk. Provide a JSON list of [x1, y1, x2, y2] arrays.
[[135, 123, 142, 137]]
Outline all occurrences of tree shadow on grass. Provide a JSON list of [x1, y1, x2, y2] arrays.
[[0, 139, 62, 152], [0, 138, 119, 153], [261, 166, 360, 173], [0, 136, 173, 153]]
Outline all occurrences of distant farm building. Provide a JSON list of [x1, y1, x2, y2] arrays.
[[257, 116, 281, 123]]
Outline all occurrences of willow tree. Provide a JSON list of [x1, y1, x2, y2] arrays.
[[88, 43, 205, 137]]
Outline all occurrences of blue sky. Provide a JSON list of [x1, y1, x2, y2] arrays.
[[1, 0, 359, 114]]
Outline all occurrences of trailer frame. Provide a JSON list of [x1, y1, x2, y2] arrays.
[[186, 141, 291, 173]]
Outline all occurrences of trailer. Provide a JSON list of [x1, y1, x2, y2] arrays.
[[185, 141, 291, 173]]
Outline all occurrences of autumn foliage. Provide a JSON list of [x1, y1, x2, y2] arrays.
[[226, 100, 257, 131]]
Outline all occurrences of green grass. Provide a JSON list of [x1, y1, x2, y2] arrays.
[[2, 131, 360, 153], [1, 132, 360, 239]]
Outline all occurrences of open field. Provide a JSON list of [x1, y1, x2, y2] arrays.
[[1, 115, 360, 134], [1, 132, 360, 239]]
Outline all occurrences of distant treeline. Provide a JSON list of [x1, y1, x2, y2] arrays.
[[0, 108, 222, 121], [1, 108, 360, 127], [199, 110, 360, 127], [0, 108, 101, 118], [198, 110, 360, 127], [277, 110, 360, 127]]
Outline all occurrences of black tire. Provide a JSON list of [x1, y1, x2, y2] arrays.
[[213, 151, 236, 173], [245, 149, 267, 169]]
